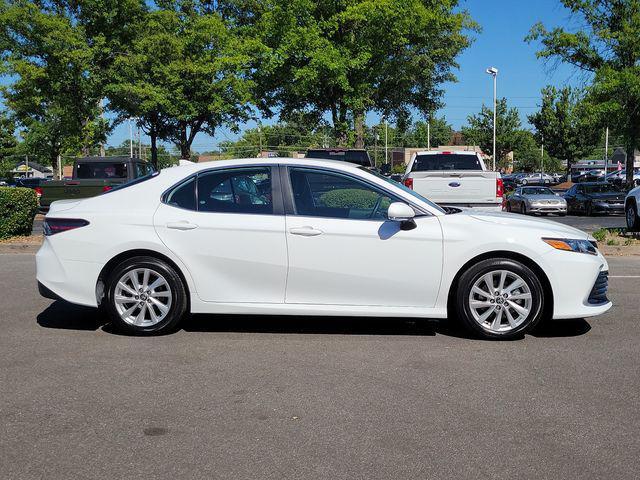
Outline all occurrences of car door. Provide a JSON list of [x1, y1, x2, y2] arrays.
[[283, 166, 443, 308], [153, 166, 288, 303]]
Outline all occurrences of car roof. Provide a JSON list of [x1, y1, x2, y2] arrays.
[[161, 157, 363, 176], [412, 150, 479, 156]]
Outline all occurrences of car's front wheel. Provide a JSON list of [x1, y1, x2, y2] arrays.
[[105, 256, 188, 335], [627, 201, 639, 232], [454, 258, 545, 340]]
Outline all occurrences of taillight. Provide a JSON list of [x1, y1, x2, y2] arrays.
[[43, 218, 89, 236], [34, 187, 43, 197], [102, 185, 113, 193], [496, 178, 504, 198], [404, 177, 414, 189]]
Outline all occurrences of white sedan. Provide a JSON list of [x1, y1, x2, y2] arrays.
[[36, 158, 611, 339]]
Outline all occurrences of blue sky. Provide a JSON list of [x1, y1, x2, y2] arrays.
[[104, 0, 588, 151]]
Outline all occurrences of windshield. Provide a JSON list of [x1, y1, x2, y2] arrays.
[[583, 184, 623, 194], [522, 187, 554, 195], [358, 167, 445, 213], [412, 153, 482, 171], [306, 149, 372, 167]]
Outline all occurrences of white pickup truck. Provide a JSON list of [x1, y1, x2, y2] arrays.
[[402, 150, 503, 210]]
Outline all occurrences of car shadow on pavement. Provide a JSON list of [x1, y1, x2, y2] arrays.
[[37, 300, 108, 331], [182, 314, 439, 337], [36, 301, 591, 339], [530, 318, 591, 337]]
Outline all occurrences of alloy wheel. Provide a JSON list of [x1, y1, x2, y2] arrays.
[[468, 269, 533, 333], [113, 268, 172, 327]]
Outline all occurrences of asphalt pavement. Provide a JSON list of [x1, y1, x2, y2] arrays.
[[1, 253, 639, 480]]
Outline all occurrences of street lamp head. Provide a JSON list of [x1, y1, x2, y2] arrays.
[[486, 66, 498, 76]]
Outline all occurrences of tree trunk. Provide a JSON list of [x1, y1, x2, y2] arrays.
[[354, 111, 365, 149], [626, 142, 636, 189], [150, 126, 158, 170], [179, 124, 190, 159]]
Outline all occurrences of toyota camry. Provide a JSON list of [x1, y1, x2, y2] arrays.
[[36, 158, 611, 339]]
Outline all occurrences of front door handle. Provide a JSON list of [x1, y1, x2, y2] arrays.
[[167, 221, 198, 231], [289, 226, 323, 237]]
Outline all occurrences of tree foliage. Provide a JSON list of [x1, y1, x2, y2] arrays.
[[234, 0, 477, 145], [461, 98, 522, 167], [528, 86, 600, 174], [527, 0, 640, 186]]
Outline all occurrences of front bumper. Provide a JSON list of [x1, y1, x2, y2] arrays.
[[592, 202, 624, 213], [527, 204, 567, 214]]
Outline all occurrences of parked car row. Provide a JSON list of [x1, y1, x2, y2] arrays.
[[502, 172, 564, 190], [505, 182, 627, 217]]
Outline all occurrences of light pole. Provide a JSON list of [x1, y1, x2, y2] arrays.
[[486, 67, 498, 171]]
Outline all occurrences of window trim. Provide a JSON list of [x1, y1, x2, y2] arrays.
[[281, 166, 430, 220], [161, 165, 283, 216]]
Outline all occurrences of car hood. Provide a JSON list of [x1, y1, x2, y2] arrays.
[[523, 194, 565, 201], [462, 210, 589, 240]]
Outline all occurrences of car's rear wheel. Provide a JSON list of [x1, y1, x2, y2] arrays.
[[105, 256, 188, 335], [454, 258, 545, 340], [626, 201, 639, 232], [521, 203, 527, 215]]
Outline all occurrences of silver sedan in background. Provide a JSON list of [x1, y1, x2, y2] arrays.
[[505, 186, 567, 216]]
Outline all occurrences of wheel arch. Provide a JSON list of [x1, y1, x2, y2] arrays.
[[96, 249, 192, 310], [446, 250, 553, 320]]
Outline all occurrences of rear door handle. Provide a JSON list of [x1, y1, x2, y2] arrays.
[[289, 226, 323, 237], [167, 221, 198, 231]]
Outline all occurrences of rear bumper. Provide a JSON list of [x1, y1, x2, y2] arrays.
[[439, 203, 502, 212]]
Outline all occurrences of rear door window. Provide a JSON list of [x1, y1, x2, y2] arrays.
[[197, 167, 273, 214]]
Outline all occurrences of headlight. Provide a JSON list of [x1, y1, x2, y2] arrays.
[[542, 238, 598, 255]]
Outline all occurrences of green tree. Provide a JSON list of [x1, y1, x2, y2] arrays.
[[237, 0, 477, 146], [461, 98, 522, 168], [527, 86, 599, 176], [511, 130, 562, 173], [0, 111, 18, 179], [411, 117, 453, 148], [527, 0, 640, 187], [0, 1, 113, 173]]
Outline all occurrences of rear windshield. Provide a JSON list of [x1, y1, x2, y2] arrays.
[[103, 171, 160, 194], [412, 154, 482, 171], [306, 150, 372, 167], [76, 162, 128, 179]]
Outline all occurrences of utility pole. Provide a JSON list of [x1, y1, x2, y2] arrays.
[[137, 126, 142, 159], [541, 135, 544, 173], [486, 67, 499, 171], [129, 119, 134, 158], [57, 155, 62, 180], [99, 98, 105, 157], [384, 119, 388, 165], [604, 126, 609, 175], [374, 129, 378, 167], [258, 124, 263, 156], [427, 120, 431, 150]]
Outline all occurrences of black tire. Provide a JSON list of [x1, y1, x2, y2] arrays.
[[585, 202, 593, 216], [558, 212, 567, 217], [105, 256, 188, 335], [454, 258, 545, 340], [521, 203, 527, 215], [627, 201, 640, 232]]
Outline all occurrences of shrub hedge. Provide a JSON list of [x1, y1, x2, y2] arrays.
[[320, 188, 379, 209], [0, 187, 38, 239]]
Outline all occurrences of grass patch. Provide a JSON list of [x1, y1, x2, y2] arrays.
[[593, 227, 640, 247]]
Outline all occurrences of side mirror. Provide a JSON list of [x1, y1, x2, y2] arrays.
[[388, 202, 417, 230], [388, 202, 415, 221]]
